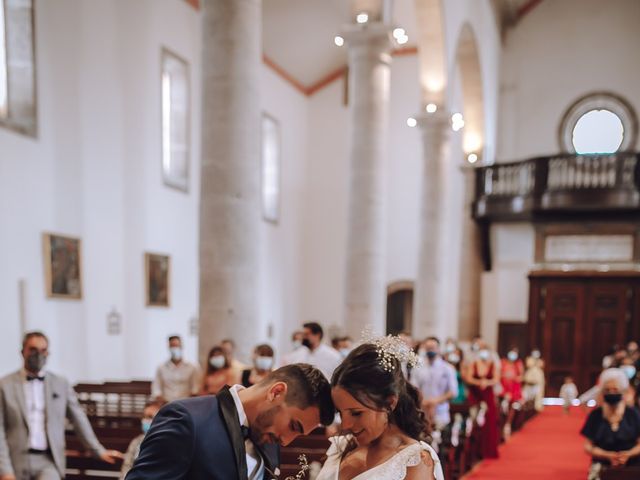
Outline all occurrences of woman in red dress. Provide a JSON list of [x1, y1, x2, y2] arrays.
[[500, 348, 524, 438], [463, 344, 500, 459]]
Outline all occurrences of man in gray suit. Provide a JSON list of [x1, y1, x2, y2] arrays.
[[0, 331, 122, 479]]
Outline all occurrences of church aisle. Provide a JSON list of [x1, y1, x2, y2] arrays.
[[463, 406, 590, 480]]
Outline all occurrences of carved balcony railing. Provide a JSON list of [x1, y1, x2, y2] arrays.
[[473, 152, 640, 221]]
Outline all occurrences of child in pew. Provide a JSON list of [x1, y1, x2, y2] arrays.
[[559, 376, 578, 414], [119, 400, 164, 479]]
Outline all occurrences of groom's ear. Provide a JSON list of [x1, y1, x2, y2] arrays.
[[267, 381, 289, 403]]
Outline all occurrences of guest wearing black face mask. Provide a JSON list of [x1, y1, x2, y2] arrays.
[[581, 368, 640, 477], [0, 331, 123, 480]]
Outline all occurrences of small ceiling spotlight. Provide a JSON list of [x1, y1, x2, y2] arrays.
[[396, 34, 409, 45], [451, 112, 465, 131], [467, 153, 478, 164], [426, 103, 437, 113], [356, 12, 369, 24], [334, 35, 344, 47], [406, 117, 417, 128]]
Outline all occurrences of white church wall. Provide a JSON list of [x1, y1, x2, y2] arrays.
[[259, 67, 310, 363], [498, 0, 640, 160], [0, 0, 203, 383]]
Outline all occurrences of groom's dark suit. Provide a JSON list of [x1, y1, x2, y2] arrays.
[[125, 387, 279, 480]]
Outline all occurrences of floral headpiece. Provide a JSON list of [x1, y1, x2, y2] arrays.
[[362, 329, 422, 372]]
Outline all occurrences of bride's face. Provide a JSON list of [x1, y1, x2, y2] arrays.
[[332, 386, 389, 446]]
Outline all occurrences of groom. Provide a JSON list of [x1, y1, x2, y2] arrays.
[[125, 363, 335, 480]]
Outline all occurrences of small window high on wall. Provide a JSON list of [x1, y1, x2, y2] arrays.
[[0, 0, 36, 136], [559, 92, 638, 154]]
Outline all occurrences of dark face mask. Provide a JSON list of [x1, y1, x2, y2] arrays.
[[301, 338, 312, 349], [603, 393, 622, 406], [26, 352, 47, 373], [426, 351, 438, 360]]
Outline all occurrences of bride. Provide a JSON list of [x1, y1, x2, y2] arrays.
[[316, 340, 444, 480]]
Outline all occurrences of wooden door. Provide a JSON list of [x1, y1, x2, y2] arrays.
[[583, 282, 629, 389], [542, 282, 585, 396]]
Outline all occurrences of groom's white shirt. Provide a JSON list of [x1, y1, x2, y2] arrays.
[[229, 384, 264, 480]]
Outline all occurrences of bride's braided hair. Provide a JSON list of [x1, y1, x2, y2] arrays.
[[331, 343, 428, 440]]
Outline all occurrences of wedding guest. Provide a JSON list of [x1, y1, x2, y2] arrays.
[[463, 341, 500, 459], [152, 335, 200, 402], [298, 322, 341, 380], [410, 337, 458, 431], [500, 347, 524, 438], [221, 339, 249, 381], [523, 349, 545, 411], [332, 336, 353, 359], [559, 376, 578, 414], [280, 330, 308, 366], [581, 368, 640, 478], [446, 349, 468, 405], [119, 401, 164, 479], [241, 344, 275, 388], [0, 331, 122, 480], [201, 345, 238, 395]]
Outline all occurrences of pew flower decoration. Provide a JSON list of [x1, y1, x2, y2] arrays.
[[283, 454, 309, 480]]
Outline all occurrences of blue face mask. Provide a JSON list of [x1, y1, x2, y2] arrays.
[[622, 365, 636, 379], [507, 351, 518, 362], [141, 419, 152, 434], [426, 351, 438, 360]]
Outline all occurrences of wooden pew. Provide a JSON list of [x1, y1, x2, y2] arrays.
[[601, 467, 640, 480]]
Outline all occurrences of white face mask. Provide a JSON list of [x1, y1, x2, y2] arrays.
[[417, 349, 427, 358], [447, 353, 460, 364], [292, 340, 302, 350], [444, 343, 456, 354], [209, 356, 226, 369], [170, 347, 182, 361], [255, 356, 274, 371], [507, 351, 518, 362], [478, 349, 490, 361], [531, 350, 541, 359], [339, 348, 351, 359]]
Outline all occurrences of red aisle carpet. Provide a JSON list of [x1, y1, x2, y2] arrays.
[[463, 406, 590, 480]]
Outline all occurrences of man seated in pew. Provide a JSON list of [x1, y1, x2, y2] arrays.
[[119, 400, 164, 479], [0, 331, 123, 480], [126, 364, 334, 480], [152, 335, 201, 403]]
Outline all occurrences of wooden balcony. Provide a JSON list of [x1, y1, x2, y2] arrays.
[[473, 152, 640, 222]]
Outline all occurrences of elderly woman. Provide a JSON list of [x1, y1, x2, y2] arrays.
[[581, 368, 640, 479]]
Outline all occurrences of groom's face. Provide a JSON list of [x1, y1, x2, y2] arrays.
[[250, 383, 321, 446]]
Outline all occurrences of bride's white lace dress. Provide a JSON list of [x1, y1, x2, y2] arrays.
[[315, 435, 445, 480]]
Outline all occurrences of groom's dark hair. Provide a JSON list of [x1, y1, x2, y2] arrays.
[[261, 363, 335, 426]]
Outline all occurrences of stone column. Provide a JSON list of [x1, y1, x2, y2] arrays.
[[342, 23, 392, 337], [199, 0, 262, 364], [413, 111, 451, 341], [457, 165, 482, 340]]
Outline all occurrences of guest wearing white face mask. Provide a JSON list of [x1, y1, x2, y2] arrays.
[[152, 335, 201, 403], [241, 344, 276, 387], [201, 345, 238, 395]]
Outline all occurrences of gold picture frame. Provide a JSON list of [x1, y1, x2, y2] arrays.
[[42, 233, 82, 299], [145, 252, 170, 307]]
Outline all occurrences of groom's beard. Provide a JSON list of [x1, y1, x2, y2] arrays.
[[250, 405, 281, 445]]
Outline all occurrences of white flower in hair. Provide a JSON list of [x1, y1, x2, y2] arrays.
[[362, 328, 421, 372]]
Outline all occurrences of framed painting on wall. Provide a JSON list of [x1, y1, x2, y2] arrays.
[[42, 233, 82, 299], [161, 47, 190, 192], [261, 113, 281, 223], [145, 252, 170, 307]]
